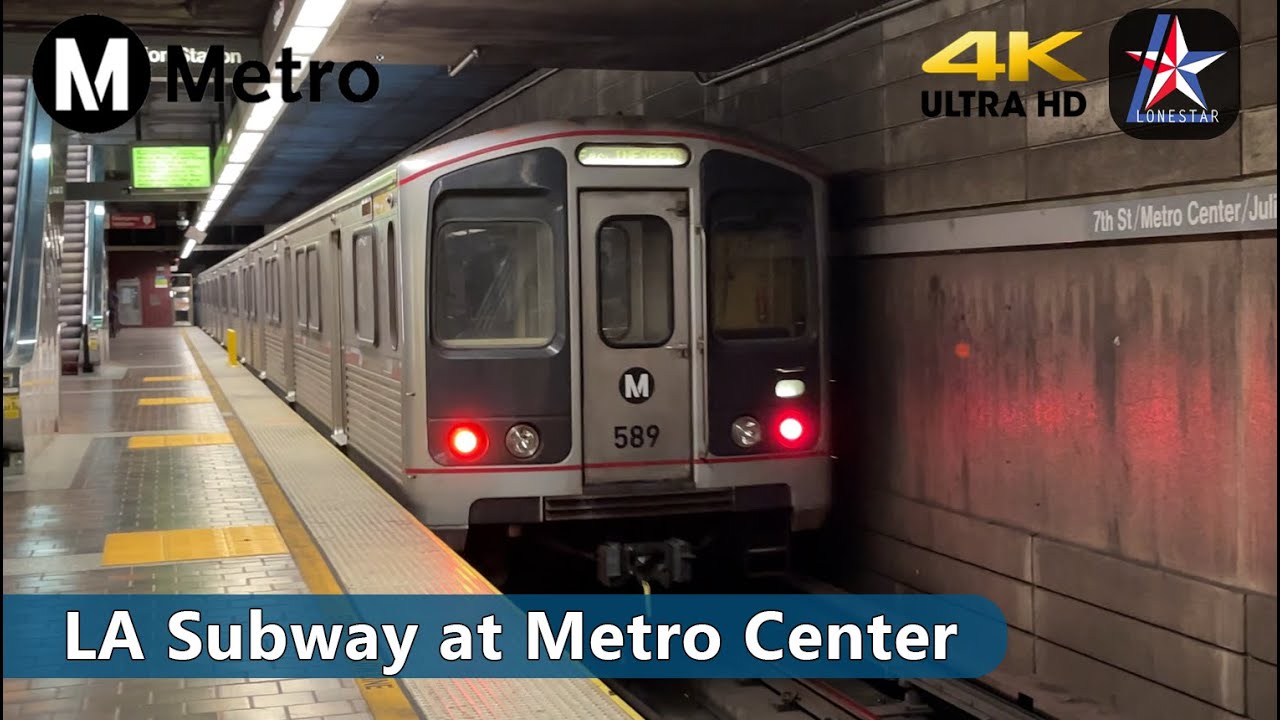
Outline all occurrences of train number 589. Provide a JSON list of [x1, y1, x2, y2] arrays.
[[614, 425, 659, 448]]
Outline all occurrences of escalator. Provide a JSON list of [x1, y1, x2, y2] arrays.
[[3, 76, 26, 326], [58, 144, 89, 373]]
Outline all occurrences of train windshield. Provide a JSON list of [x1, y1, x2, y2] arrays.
[[707, 192, 811, 341], [433, 220, 556, 348]]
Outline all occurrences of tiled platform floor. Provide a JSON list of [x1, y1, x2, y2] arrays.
[[3, 329, 375, 720]]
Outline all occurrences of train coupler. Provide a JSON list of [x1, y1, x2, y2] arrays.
[[596, 539, 695, 589]]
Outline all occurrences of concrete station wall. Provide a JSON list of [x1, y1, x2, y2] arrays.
[[430, 0, 1277, 717]]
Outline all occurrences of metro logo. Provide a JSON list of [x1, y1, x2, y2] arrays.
[[54, 37, 130, 112], [921, 31, 1084, 82], [32, 14, 380, 135]]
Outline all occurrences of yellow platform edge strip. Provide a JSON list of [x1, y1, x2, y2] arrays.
[[182, 331, 420, 720], [127, 432, 234, 449], [184, 331, 641, 720], [142, 375, 203, 382]]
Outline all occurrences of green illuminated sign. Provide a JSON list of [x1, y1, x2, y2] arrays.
[[131, 146, 212, 189], [577, 144, 690, 167]]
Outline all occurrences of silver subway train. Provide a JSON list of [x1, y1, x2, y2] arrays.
[[196, 117, 831, 586]]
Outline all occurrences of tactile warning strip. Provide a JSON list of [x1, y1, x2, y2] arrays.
[[101, 525, 288, 566], [188, 331, 637, 720]]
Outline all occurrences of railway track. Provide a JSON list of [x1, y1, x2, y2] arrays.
[[603, 573, 1049, 720]]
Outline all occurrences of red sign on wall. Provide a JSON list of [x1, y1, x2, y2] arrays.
[[107, 213, 156, 230]]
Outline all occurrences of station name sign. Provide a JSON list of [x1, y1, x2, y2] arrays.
[[1087, 184, 1277, 240], [146, 46, 244, 66]]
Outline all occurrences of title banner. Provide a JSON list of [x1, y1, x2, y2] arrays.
[[3, 594, 1007, 679]]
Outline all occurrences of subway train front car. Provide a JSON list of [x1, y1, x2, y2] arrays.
[[197, 117, 832, 589]]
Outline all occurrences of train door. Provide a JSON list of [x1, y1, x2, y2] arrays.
[[579, 190, 692, 485]]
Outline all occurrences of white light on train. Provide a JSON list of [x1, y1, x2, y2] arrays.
[[31, 143, 51, 160], [93, 204, 105, 217], [731, 416, 762, 448], [577, 144, 690, 167], [775, 379, 805, 398], [228, 131, 265, 164], [285, 26, 327, 55], [295, 0, 347, 28], [218, 163, 246, 185], [505, 424, 541, 459]]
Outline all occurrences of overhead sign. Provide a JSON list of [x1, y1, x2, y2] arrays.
[[854, 180, 1277, 256], [1086, 184, 1276, 240], [107, 213, 157, 230], [131, 146, 212, 189], [577, 145, 690, 167]]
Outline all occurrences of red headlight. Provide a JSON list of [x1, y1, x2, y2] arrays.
[[776, 413, 807, 448], [448, 424, 486, 459]]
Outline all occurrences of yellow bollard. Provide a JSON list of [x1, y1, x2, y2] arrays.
[[226, 329, 239, 367]]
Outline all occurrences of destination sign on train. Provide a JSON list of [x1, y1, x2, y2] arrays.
[[577, 144, 690, 167]]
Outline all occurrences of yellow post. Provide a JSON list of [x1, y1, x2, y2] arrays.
[[226, 329, 239, 367]]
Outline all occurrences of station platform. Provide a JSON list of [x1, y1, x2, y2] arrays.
[[3, 327, 639, 720]]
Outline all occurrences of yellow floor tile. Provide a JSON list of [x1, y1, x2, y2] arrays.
[[137, 396, 213, 406], [101, 525, 287, 566], [142, 375, 203, 382], [126, 432, 234, 449]]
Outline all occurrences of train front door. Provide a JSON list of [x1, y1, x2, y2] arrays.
[[579, 190, 692, 485]]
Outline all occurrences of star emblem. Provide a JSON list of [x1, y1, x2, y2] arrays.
[[1126, 15, 1225, 109]]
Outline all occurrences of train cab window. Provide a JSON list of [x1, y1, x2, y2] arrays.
[[707, 194, 810, 340], [433, 220, 555, 348], [352, 228, 378, 344], [597, 216, 673, 347]]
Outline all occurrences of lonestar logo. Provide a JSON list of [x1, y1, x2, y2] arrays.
[[1107, 9, 1239, 140], [1124, 14, 1226, 123]]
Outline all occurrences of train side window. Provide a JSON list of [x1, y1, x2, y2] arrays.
[[273, 258, 282, 323], [307, 245, 321, 331], [707, 193, 811, 341], [295, 249, 307, 329], [432, 220, 555, 349], [385, 223, 399, 351], [596, 216, 673, 348], [352, 227, 378, 344]]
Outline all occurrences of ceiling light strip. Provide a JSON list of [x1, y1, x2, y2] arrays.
[[197, 0, 351, 232]]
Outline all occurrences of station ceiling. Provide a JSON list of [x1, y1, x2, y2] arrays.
[[7, 0, 880, 231]]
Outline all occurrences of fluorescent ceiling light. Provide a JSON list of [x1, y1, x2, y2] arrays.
[[245, 95, 284, 132], [228, 131, 265, 164], [209, 184, 232, 201], [180, 238, 196, 259], [31, 143, 51, 160], [93, 204, 105, 217], [203, 199, 223, 215], [284, 26, 327, 55], [295, 0, 347, 28], [217, 162, 246, 185], [195, 219, 210, 232]]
